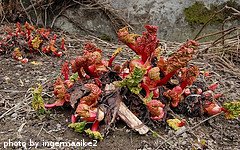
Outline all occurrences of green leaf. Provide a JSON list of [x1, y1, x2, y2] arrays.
[[70, 72, 79, 82], [117, 67, 146, 94], [223, 100, 240, 119], [143, 92, 153, 103], [31, 84, 45, 112], [68, 122, 87, 133], [85, 128, 103, 140]]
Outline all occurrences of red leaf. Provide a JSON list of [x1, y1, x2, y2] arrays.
[[61, 61, 69, 80], [146, 100, 165, 120], [118, 25, 159, 62]]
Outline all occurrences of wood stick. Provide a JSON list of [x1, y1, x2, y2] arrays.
[[20, 0, 33, 25], [118, 102, 149, 134]]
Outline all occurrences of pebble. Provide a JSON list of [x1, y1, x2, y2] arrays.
[[56, 137, 63, 141], [4, 76, 10, 83], [175, 126, 186, 135], [56, 123, 61, 129], [15, 64, 23, 69], [181, 141, 187, 145], [11, 112, 18, 118], [182, 132, 188, 138]]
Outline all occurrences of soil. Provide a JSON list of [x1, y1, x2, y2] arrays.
[[0, 27, 240, 150]]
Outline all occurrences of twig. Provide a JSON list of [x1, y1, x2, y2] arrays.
[[194, 7, 226, 40], [44, 7, 47, 28], [156, 113, 223, 149], [0, 89, 26, 93], [20, 0, 33, 25], [149, 128, 171, 146], [42, 128, 57, 139], [17, 122, 27, 138], [21, 0, 44, 13], [0, 90, 32, 120], [201, 27, 237, 53], [37, 123, 45, 137], [30, 0, 39, 25], [225, 6, 240, 15], [194, 5, 240, 41]]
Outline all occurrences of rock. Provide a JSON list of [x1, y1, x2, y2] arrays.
[[181, 140, 187, 145], [3, 76, 10, 84], [56, 123, 61, 130], [181, 132, 188, 138], [16, 64, 23, 69], [11, 112, 18, 118]]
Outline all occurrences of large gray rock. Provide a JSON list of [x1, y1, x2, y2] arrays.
[[54, 0, 239, 42]]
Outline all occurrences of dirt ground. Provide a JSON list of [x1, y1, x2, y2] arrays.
[[0, 30, 240, 150]]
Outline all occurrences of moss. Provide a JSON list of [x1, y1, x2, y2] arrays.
[[184, 0, 240, 26], [99, 34, 112, 42], [184, 1, 211, 25]]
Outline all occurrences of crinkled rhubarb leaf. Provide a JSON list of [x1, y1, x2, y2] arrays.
[[158, 40, 199, 74], [180, 66, 199, 89], [70, 72, 79, 82], [118, 25, 159, 62], [25, 22, 35, 31], [31, 84, 45, 112], [37, 28, 50, 39], [223, 101, 240, 119], [164, 86, 183, 107], [52, 77, 70, 106], [32, 35, 43, 50], [85, 128, 103, 140], [61, 61, 69, 80], [146, 99, 165, 120], [79, 84, 102, 106], [68, 122, 87, 133], [12, 47, 22, 60], [116, 67, 146, 94]]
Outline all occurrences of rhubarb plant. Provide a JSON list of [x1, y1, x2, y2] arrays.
[[0, 22, 66, 63], [36, 24, 237, 140], [31, 84, 46, 114]]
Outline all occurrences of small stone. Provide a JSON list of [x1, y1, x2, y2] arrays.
[[56, 137, 63, 141], [175, 126, 186, 135], [56, 123, 61, 129], [16, 65, 23, 69], [11, 113, 18, 118], [4, 76, 10, 83], [181, 133, 188, 138], [181, 141, 187, 145]]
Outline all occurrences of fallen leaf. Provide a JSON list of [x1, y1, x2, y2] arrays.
[[167, 118, 185, 131], [31, 61, 43, 65]]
